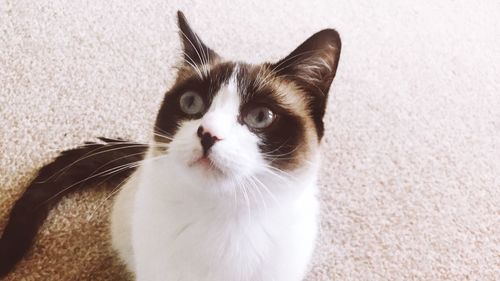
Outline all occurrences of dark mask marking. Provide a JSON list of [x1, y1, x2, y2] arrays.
[[236, 65, 305, 170], [154, 63, 235, 144]]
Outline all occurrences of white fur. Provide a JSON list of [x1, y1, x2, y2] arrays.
[[111, 70, 321, 281]]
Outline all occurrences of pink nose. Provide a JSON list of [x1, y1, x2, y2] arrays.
[[199, 113, 227, 139]]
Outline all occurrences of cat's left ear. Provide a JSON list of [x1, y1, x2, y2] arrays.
[[274, 29, 341, 95], [272, 29, 341, 138], [177, 11, 219, 66]]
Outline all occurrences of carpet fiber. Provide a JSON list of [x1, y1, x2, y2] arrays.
[[1, 1, 499, 280]]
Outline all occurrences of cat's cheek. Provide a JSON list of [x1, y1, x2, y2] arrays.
[[218, 133, 262, 175], [175, 144, 202, 168]]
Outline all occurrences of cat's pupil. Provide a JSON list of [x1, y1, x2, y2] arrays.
[[243, 107, 274, 129], [257, 110, 265, 122], [179, 91, 204, 115], [187, 96, 195, 108]]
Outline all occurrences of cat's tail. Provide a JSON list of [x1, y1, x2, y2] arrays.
[[0, 138, 148, 278]]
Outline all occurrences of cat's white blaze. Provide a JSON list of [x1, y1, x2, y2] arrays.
[[200, 68, 240, 140], [111, 68, 321, 281]]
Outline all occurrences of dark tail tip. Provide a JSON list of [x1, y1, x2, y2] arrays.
[[0, 245, 17, 278], [0, 198, 46, 279]]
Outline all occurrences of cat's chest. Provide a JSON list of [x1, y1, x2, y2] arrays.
[[127, 166, 319, 281], [134, 203, 268, 280], [132, 182, 289, 253]]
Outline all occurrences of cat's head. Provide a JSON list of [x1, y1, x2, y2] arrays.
[[153, 12, 341, 188]]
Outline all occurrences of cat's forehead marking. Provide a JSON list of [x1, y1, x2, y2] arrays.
[[207, 65, 240, 116]]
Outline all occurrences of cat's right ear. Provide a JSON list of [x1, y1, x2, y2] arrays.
[[177, 11, 219, 66]]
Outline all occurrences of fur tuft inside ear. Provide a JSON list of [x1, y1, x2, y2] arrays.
[[177, 11, 219, 67], [272, 29, 342, 139], [274, 29, 341, 95]]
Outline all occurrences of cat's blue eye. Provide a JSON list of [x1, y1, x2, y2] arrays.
[[244, 107, 275, 129], [179, 91, 204, 115]]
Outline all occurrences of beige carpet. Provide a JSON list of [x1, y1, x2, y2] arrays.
[[1, 1, 499, 280]]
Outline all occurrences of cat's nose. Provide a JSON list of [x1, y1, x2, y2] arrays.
[[197, 126, 221, 156]]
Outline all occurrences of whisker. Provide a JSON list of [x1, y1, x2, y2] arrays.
[[152, 131, 175, 141], [261, 165, 296, 183], [153, 126, 175, 138], [245, 176, 269, 216], [260, 137, 293, 156], [36, 154, 169, 208], [86, 172, 134, 221], [152, 132, 175, 148], [261, 147, 301, 159], [249, 175, 281, 207], [38, 143, 151, 184], [235, 176, 252, 226], [87, 152, 147, 178]]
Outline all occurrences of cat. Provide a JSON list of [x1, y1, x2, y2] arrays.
[[0, 11, 341, 281]]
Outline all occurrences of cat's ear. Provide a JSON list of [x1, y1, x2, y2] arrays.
[[177, 11, 219, 66], [274, 29, 341, 96], [272, 29, 341, 139]]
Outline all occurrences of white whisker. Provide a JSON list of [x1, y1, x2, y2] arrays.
[[38, 143, 151, 184], [37, 153, 169, 208], [86, 172, 134, 221]]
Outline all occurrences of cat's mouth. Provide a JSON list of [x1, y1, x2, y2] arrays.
[[188, 155, 224, 175]]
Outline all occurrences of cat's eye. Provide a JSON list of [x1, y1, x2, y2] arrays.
[[243, 107, 275, 129], [179, 91, 204, 115]]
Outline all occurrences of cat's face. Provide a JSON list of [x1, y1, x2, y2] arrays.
[[153, 12, 341, 187]]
